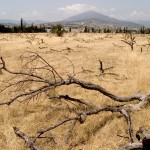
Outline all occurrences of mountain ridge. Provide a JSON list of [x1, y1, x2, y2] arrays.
[[0, 19, 48, 25], [1, 11, 150, 27], [63, 11, 117, 22], [61, 11, 141, 28]]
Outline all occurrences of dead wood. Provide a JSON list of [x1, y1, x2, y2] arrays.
[[117, 143, 142, 150], [117, 127, 150, 150], [64, 120, 77, 144], [13, 127, 40, 150], [0, 52, 149, 149]]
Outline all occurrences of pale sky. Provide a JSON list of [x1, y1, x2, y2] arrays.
[[0, 0, 150, 21]]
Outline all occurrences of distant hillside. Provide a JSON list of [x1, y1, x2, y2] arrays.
[[1, 11, 148, 29], [0, 19, 48, 26], [62, 11, 141, 28], [0, 19, 19, 25], [64, 11, 115, 22], [132, 20, 150, 28]]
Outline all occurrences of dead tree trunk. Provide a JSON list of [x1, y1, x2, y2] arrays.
[[0, 52, 149, 149]]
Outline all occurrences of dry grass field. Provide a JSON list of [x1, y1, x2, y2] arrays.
[[0, 32, 150, 150]]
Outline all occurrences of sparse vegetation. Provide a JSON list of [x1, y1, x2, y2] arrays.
[[0, 33, 150, 150], [104, 28, 111, 33], [84, 26, 88, 33], [51, 24, 67, 37]]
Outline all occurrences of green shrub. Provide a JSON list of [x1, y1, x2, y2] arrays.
[[51, 24, 66, 37]]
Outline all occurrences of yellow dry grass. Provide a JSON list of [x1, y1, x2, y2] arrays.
[[0, 32, 150, 150]]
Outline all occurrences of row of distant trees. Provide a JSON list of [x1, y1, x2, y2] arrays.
[[84, 26, 112, 33], [1, 18, 150, 34], [83, 26, 150, 34], [0, 24, 46, 33], [0, 18, 46, 33]]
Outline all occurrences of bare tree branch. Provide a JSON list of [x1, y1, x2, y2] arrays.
[[13, 127, 40, 150], [66, 78, 144, 102], [64, 120, 77, 144], [0, 52, 149, 149], [120, 109, 134, 143], [48, 94, 97, 108], [117, 143, 142, 150], [34, 117, 78, 142]]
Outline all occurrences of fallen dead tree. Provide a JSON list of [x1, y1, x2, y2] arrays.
[[0, 52, 150, 150], [117, 127, 150, 150]]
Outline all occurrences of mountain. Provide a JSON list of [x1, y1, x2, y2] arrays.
[[61, 11, 141, 28], [0, 19, 19, 25], [132, 20, 150, 27], [0, 11, 145, 29], [64, 11, 114, 22], [0, 19, 48, 26], [24, 20, 49, 24]]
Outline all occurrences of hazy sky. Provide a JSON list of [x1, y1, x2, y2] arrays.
[[0, 0, 150, 21]]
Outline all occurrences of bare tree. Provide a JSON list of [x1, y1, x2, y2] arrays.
[[121, 32, 136, 51], [0, 52, 150, 150]]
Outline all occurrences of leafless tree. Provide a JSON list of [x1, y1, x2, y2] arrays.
[[121, 32, 136, 51]]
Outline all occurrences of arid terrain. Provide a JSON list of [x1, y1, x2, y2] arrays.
[[0, 32, 150, 150]]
